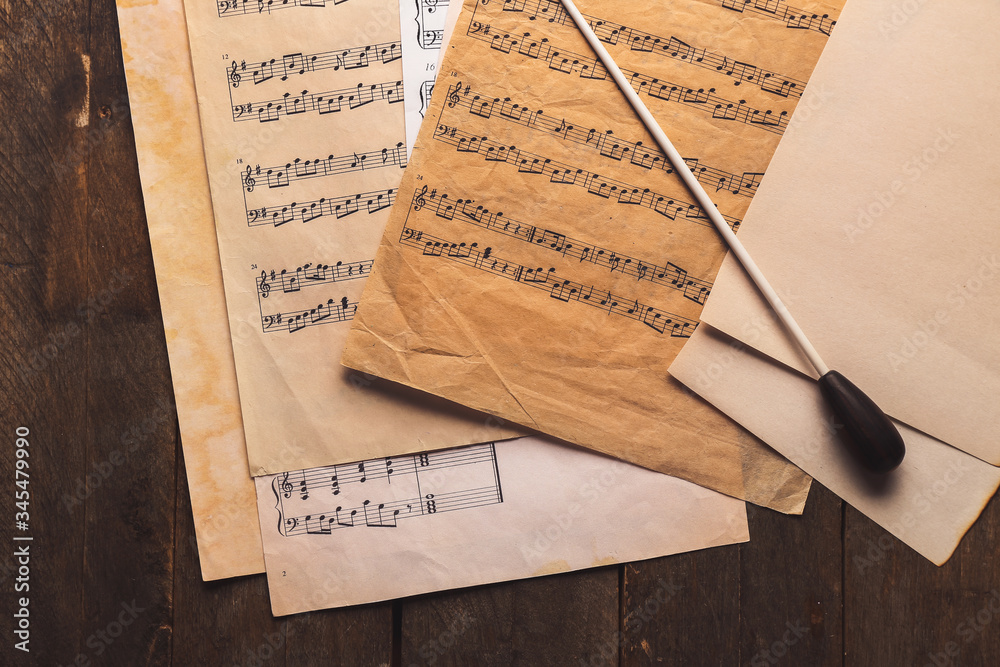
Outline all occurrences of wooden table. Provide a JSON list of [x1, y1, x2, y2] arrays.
[[2, 1, 999, 664]]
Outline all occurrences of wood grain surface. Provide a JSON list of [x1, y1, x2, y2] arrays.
[[1, 1, 998, 664]]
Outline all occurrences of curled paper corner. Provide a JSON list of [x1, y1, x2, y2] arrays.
[[738, 431, 813, 516]]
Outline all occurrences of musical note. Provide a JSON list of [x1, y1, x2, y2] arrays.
[[492, 0, 809, 96], [217, 0, 351, 19], [412, 187, 714, 303], [494, 0, 836, 38], [398, 225, 698, 336], [432, 124, 742, 231], [246, 188, 397, 227], [719, 0, 838, 36], [465, 28, 792, 133], [231, 80, 404, 123], [239, 144, 406, 196], [272, 443, 503, 536], [228, 40, 401, 89], [261, 296, 358, 334]]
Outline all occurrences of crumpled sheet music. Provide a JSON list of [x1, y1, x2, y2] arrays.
[[182, 0, 524, 476], [343, 0, 842, 511], [116, 0, 263, 580], [256, 435, 749, 615]]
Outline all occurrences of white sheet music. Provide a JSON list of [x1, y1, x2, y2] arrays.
[[256, 436, 749, 615], [399, 0, 452, 152]]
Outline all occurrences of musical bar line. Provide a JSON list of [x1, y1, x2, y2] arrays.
[[415, 0, 450, 48], [262, 296, 358, 333], [446, 82, 762, 198], [217, 0, 352, 18], [232, 80, 403, 123], [227, 41, 402, 87], [278, 486, 501, 535], [490, 0, 836, 37], [272, 443, 502, 536], [432, 122, 742, 231], [279, 445, 496, 494], [241, 143, 407, 192], [499, 0, 807, 96], [412, 185, 713, 304], [257, 259, 373, 298], [246, 188, 397, 227], [465, 24, 790, 134], [718, 0, 837, 35], [399, 225, 699, 337]]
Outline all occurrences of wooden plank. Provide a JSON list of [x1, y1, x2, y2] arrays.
[[284, 604, 394, 666], [740, 483, 843, 667], [400, 567, 619, 666], [78, 2, 176, 663], [172, 446, 288, 667], [622, 544, 740, 665], [844, 491, 1000, 665], [0, 0, 96, 663]]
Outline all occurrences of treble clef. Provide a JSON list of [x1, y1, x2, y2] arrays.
[[243, 165, 256, 193], [447, 81, 462, 108], [279, 472, 293, 498], [258, 270, 271, 298], [413, 184, 429, 211], [229, 60, 241, 88]]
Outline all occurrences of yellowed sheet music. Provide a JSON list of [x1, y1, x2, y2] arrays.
[[256, 436, 749, 615], [182, 0, 524, 475], [116, 0, 263, 580], [342, 0, 840, 510]]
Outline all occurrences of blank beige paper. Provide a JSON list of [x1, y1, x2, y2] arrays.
[[182, 0, 523, 476], [670, 326, 1000, 565], [116, 0, 263, 579], [699, 0, 1000, 464], [343, 0, 843, 511], [256, 436, 749, 615]]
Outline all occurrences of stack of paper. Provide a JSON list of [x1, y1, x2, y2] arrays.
[[121, 0, 996, 619], [121, 0, 856, 611], [670, 0, 1000, 564]]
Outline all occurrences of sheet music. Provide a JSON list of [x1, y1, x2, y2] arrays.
[[342, 0, 839, 510], [256, 436, 750, 615], [399, 0, 451, 151], [182, 0, 523, 475]]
